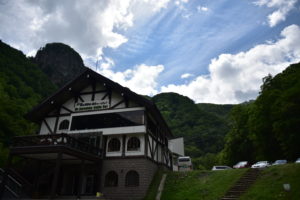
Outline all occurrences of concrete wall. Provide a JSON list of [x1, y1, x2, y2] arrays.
[[101, 158, 158, 200]]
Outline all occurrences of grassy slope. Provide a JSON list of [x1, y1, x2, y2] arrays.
[[160, 169, 247, 200], [144, 169, 164, 200], [240, 164, 300, 200]]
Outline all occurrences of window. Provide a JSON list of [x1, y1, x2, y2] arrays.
[[125, 170, 139, 186], [104, 171, 118, 187], [127, 137, 140, 151], [70, 110, 144, 130], [107, 138, 121, 152], [59, 120, 69, 130]]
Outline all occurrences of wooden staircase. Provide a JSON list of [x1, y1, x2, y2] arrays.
[[221, 169, 261, 200]]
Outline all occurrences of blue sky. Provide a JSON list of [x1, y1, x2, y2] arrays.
[[1, 0, 300, 103]]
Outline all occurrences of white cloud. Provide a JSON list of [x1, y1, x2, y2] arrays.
[[181, 73, 193, 79], [161, 24, 300, 103], [0, 0, 170, 59], [97, 62, 164, 96], [175, 0, 189, 11], [197, 6, 208, 12], [175, 0, 189, 5], [254, 0, 297, 27]]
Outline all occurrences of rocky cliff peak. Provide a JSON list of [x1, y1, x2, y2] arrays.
[[34, 43, 86, 87]]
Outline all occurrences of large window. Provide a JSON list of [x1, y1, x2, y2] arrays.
[[127, 137, 140, 151], [107, 138, 121, 152], [70, 110, 144, 130], [59, 120, 69, 130], [125, 170, 139, 186], [104, 171, 118, 187]]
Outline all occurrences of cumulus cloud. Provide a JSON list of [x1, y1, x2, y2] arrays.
[[197, 6, 208, 12], [97, 62, 164, 96], [161, 24, 300, 103], [254, 0, 297, 27], [0, 0, 169, 59], [181, 73, 193, 79]]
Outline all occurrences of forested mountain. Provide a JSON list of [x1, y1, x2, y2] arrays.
[[197, 103, 234, 120], [33, 43, 86, 87], [152, 93, 233, 158], [0, 41, 56, 165], [222, 62, 300, 165]]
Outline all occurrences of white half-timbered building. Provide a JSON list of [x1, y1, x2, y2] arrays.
[[0, 67, 184, 200]]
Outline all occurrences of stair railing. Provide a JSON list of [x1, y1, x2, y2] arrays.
[[0, 168, 23, 199]]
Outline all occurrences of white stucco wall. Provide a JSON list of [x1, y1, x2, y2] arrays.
[[168, 137, 184, 156], [125, 134, 145, 156]]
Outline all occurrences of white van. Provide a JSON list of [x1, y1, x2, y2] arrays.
[[178, 156, 192, 171]]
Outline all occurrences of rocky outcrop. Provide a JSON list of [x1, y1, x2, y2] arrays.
[[34, 43, 85, 87]]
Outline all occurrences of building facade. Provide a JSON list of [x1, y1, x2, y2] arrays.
[[0, 68, 184, 200]]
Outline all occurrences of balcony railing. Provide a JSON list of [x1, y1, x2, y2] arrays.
[[12, 133, 102, 157]]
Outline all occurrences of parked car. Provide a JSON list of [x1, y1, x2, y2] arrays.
[[212, 166, 232, 170], [295, 158, 300, 163], [251, 161, 270, 168], [233, 161, 249, 169], [272, 160, 287, 165]]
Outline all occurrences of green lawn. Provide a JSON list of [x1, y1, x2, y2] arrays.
[[240, 164, 300, 200], [160, 169, 247, 200]]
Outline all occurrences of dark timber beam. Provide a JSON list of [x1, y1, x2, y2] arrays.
[[61, 106, 73, 113], [151, 136, 155, 159], [91, 80, 96, 101], [95, 161, 102, 193], [77, 159, 85, 199], [33, 160, 42, 197], [101, 92, 109, 100], [145, 133, 148, 157], [47, 113, 70, 118], [43, 119, 54, 134], [50, 152, 62, 199], [111, 99, 125, 109], [156, 141, 159, 162], [122, 135, 126, 157], [103, 136, 107, 158], [80, 89, 107, 95], [124, 96, 129, 108], [53, 107, 61, 134]]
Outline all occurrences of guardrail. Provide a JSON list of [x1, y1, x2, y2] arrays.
[[0, 168, 23, 199], [12, 133, 102, 157]]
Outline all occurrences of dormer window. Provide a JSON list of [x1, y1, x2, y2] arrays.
[[59, 120, 69, 130], [127, 137, 140, 151], [107, 138, 121, 152]]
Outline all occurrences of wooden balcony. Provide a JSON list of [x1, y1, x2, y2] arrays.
[[1, 134, 103, 199], [10, 133, 103, 162]]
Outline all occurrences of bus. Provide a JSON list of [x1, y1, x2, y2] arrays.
[[178, 156, 192, 171]]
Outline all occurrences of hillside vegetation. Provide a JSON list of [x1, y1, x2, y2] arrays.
[[221, 62, 300, 165], [152, 93, 233, 169], [0, 41, 56, 165], [158, 164, 300, 200], [160, 169, 247, 200], [240, 164, 300, 200]]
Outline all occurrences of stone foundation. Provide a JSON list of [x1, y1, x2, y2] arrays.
[[101, 157, 158, 200]]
